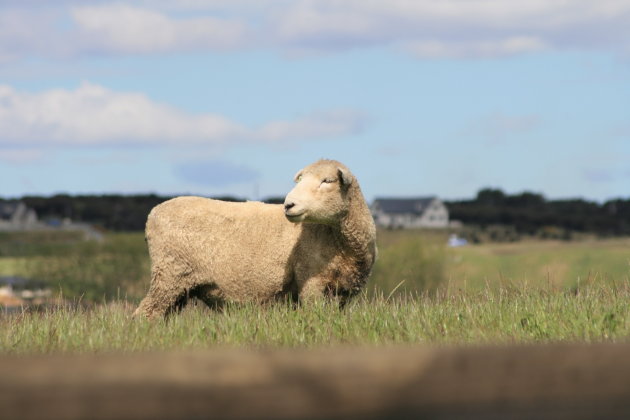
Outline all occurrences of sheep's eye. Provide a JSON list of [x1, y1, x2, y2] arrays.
[[322, 178, 336, 184]]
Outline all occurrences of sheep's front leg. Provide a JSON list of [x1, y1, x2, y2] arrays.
[[297, 276, 327, 304]]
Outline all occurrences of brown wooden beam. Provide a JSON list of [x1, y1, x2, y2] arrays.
[[1, 343, 629, 419]]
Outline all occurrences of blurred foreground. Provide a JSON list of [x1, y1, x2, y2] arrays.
[[2, 343, 630, 419]]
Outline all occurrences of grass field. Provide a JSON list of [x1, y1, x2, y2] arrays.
[[2, 230, 629, 299], [1, 230, 629, 354], [447, 237, 630, 290], [2, 282, 629, 354]]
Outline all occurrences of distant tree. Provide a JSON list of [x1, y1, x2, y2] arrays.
[[476, 188, 506, 206], [505, 192, 545, 208], [263, 197, 285, 205], [5, 191, 630, 235], [446, 189, 630, 237]]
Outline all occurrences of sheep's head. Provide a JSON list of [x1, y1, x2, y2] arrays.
[[284, 159, 354, 225]]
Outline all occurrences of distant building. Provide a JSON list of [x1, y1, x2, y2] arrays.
[[371, 197, 449, 229], [0, 201, 38, 230], [0, 200, 102, 240]]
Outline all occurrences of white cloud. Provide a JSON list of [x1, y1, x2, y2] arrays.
[[0, 82, 364, 147], [0, 3, 249, 61], [0, 149, 45, 164], [0, 9, 59, 63], [403, 36, 548, 59], [1, 0, 630, 60], [258, 109, 366, 142], [465, 113, 543, 143], [582, 168, 615, 183], [71, 4, 248, 54], [270, 0, 630, 57]]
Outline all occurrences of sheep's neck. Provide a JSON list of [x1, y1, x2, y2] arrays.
[[339, 216, 375, 259], [337, 190, 377, 267]]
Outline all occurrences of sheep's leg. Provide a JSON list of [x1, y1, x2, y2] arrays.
[[297, 276, 327, 304], [134, 266, 194, 319], [134, 285, 189, 319]]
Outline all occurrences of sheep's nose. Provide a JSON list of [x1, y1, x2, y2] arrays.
[[284, 202, 295, 212]]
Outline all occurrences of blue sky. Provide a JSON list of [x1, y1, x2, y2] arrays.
[[1, 1, 629, 202]]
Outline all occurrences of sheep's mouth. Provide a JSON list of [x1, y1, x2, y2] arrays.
[[285, 212, 305, 222]]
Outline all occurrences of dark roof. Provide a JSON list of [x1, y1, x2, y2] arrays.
[[372, 197, 437, 215], [0, 201, 21, 220]]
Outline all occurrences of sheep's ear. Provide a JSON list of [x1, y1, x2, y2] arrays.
[[293, 170, 304, 183], [338, 167, 353, 187]]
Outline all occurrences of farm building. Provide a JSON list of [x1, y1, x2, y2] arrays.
[[0, 200, 103, 240], [0, 201, 38, 230], [371, 197, 449, 229]]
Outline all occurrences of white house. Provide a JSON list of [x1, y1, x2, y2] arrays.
[[371, 197, 449, 229], [0, 201, 38, 230]]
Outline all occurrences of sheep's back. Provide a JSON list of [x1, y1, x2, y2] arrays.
[[145, 196, 301, 301]]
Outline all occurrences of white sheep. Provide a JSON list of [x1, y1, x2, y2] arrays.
[[134, 159, 377, 318]]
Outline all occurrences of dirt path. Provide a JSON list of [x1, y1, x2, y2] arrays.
[[1, 343, 629, 419]]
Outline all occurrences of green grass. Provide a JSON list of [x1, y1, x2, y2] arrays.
[[369, 230, 447, 295], [2, 282, 628, 355], [447, 238, 630, 290], [1, 230, 628, 300], [0, 232, 150, 301], [1, 230, 629, 354]]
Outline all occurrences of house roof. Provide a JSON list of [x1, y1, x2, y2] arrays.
[[0, 201, 22, 220], [372, 197, 438, 215]]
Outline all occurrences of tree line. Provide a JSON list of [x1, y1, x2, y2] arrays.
[[446, 188, 630, 238], [8, 194, 285, 232], [2, 189, 629, 236]]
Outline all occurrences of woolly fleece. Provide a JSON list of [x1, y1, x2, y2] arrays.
[[135, 159, 376, 318]]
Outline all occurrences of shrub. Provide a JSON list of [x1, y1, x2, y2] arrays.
[[369, 233, 446, 296]]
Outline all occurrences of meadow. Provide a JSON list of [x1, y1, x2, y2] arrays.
[[0, 230, 629, 354]]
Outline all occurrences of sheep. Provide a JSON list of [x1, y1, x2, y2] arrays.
[[134, 159, 377, 318]]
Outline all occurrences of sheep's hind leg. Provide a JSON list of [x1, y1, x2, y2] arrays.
[[134, 269, 194, 319]]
